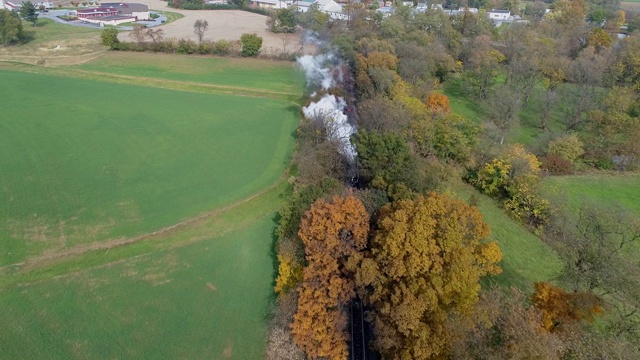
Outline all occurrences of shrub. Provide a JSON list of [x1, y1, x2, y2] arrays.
[[547, 134, 584, 162], [475, 159, 511, 197], [240, 33, 262, 57], [100, 27, 119, 49], [504, 182, 551, 230], [176, 38, 197, 54], [212, 39, 232, 55], [541, 155, 574, 175]]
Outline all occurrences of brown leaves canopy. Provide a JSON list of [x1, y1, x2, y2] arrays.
[[357, 192, 502, 359], [291, 195, 369, 360], [531, 282, 603, 332]]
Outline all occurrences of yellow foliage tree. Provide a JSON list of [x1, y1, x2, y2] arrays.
[[587, 28, 612, 52], [291, 194, 369, 360], [356, 192, 502, 360], [274, 254, 303, 294]]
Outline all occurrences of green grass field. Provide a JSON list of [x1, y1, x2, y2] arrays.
[[542, 173, 640, 216], [0, 54, 303, 359], [448, 182, 561, 290], [74, 52, 306, 97], [0, 189, 283, 358], [0, 67, 299, 268]]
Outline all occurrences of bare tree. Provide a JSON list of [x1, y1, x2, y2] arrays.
[[193, 19, 208, 43], [145, 28, 164, 44], [129, 25, 147, 45], [485, 84, 522, 145]]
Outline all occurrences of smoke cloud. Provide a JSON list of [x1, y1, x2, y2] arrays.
[[297, 36, 356, 160], [297, 53, 342, 90], [303, 95, 356, 160]]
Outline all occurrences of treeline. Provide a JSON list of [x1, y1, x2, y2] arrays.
[[100, 26, 294, 59], [268, 0, 640, 359]]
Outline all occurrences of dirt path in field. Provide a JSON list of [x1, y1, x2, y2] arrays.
[[19, 175, 288, 272], [118, 1, 306, 55]]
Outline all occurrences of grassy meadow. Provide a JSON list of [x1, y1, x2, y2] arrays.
[[542, 173, 640, 216], [0, 67, 299, 267], [448, 182, 562, 290], [0, 53, 303, 359]]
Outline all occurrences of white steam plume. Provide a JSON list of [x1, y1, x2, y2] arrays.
[[303, 95, 356, 160], [297, 53, 338, 90], [297, 33, 356, 161]]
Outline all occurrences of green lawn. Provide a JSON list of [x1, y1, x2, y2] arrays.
[[542, 173, 640, 216], [0, 52, 302, 359], [0, 68, 299, 268], [74, 52, 306, 97], [0, 208, 280, 359], [449, 182, 562, 290]]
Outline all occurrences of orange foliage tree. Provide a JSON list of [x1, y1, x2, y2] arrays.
[[425, 93, 451, 116], [355, 192, 502, 359], [531, 282, 603, 332], [291, 194, 369, 360]]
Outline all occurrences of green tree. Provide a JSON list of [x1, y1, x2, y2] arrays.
[[0, 9, 23, 45], [240, 33, 262, 57], [100, 27, 120, 49], [296, 3, 329, 33], [352, 130, 418, 191], [19, 1, 38, 27], [268, 8, 296, 33], [355, 193, 502, 359]]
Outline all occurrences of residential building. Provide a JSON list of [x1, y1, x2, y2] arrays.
[[488, 9, 510, 20]]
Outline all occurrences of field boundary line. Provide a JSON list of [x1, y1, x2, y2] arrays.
[[20, 174, 289, 272], [0, 62, 300, 100]]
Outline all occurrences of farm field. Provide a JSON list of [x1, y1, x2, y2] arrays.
[[0, 197, 282, 359], [0, 66, 300, 268], [0, 54, 304, 359], [74, 52, 306, 96]]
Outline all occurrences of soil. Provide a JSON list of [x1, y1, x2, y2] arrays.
[[118, 0, 305, 55]]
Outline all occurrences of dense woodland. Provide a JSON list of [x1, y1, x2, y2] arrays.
[[269, 0, 640, 359]]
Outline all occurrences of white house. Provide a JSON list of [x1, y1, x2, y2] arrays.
[[458, 6, 478, 13], [1, 0, 53, 9], [376, 6, 394, 17], [295, 0, 346, 20], [488, 9, 510, 20], [251, 0, 293, 9]]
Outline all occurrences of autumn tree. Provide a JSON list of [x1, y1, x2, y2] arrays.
[[357, 95, 411, 133], [485, 84, 522, 145], [291, 195, 369, 360], [539, 55, 569, 130], [531, 282, 603, 332], [425, 93, 450, 116], [449, 287, 565, 360], [355, 193, 502, 360], [583, 86, 640, 169], [587, 28, 612, 52], [410, 113, 479, 164], [545, 204, 640, 294], [562, 46, 612, 131], [463, 35, 506, 100]]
